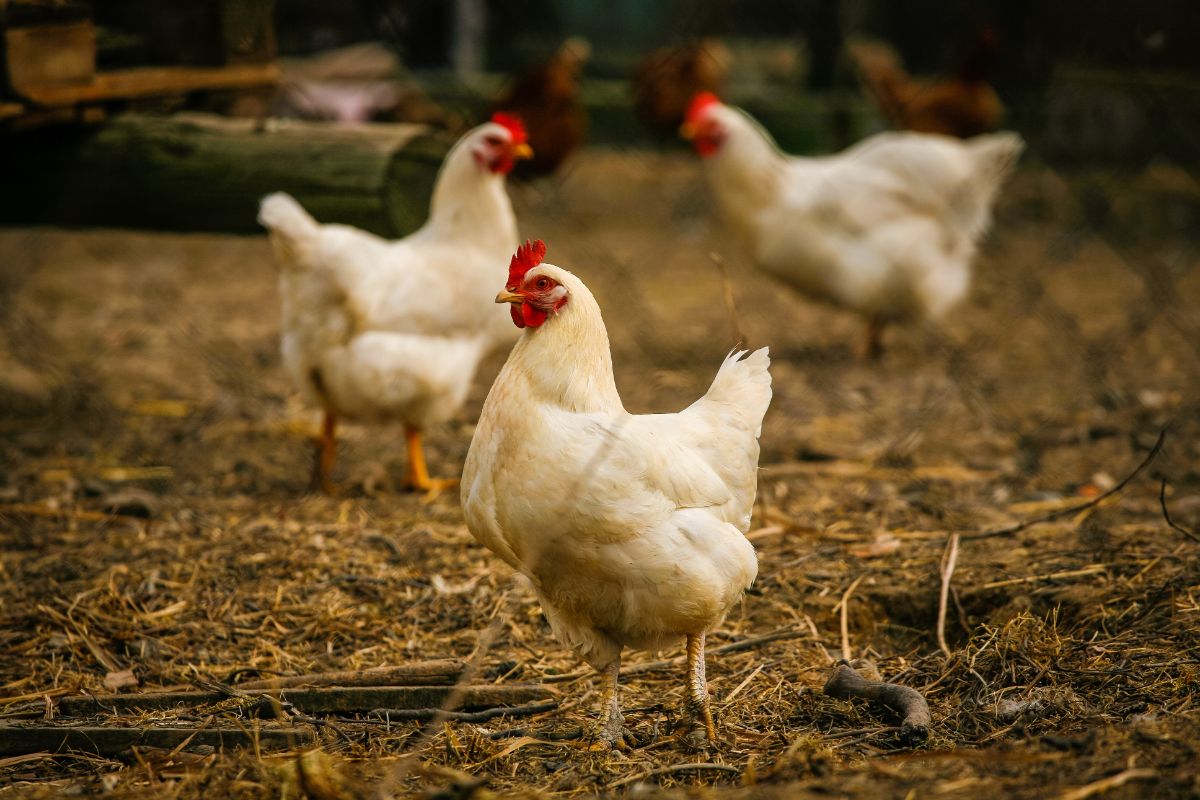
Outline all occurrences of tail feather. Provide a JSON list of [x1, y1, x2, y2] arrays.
[[702, 347, 772, 437], [258, 192, 319, 253], [957, 131, 1025, 238]]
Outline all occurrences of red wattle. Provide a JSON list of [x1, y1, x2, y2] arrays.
[[522, 302, 548, 328], [510, 304, 525, 328]]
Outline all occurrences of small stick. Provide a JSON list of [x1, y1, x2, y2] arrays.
[[964, 429, 1166, 541], [368, 699, 557, 723], [823, 661, 931, 746], [1159, 479, 1200, 544], [936, 534, 960, 658], [1056, 767, 1158, 800], [977, 564, 1106, 591], [838, 575, 866, 662], [710, 252, 747, 347]]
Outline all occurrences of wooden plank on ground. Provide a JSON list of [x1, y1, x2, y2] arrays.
[[0, 725, 313, 758]]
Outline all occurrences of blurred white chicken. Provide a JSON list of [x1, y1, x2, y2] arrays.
[[462, 240, 772, 745], [259, 113, 532, 495], [681, 92, 1023, 357]]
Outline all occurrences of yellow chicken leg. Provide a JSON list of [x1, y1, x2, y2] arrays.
[[308, 410, 337, 495], [403, 425, 459, 500], [686, 633, 717, 743]]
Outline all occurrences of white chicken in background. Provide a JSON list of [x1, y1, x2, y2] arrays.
[[681, 92, 1024, 357], [462, 240, 772, 745], [258, 113, 532, 495]]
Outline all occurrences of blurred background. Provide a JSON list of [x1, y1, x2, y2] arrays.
[[1, 2, 1199, 794]]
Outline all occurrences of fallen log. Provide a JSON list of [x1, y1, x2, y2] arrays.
[[0, 724, 313, 758], [0, 113, 451, 236], [56, 683, 554, 717]]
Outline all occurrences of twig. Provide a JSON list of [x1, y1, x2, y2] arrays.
[[609, 761, 740, 789], [709, 252, 746, 347], [964, 429, 1166, 541], [936, 534, 961, 658], [977, 564, 1106, 591], [1056, 768, 1158, 800], [234, 660, 466, 690], [823, 662, 931, 746], [368, 700, 557, 723], [488, 725, 583, 741], [1159, 479, 1200, 544], [838, 575, 866, 662]]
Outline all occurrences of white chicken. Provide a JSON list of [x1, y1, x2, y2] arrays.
[[681, 92, 1024, 357], [462, 240, 772, 745], [258, 113, 532, 495]]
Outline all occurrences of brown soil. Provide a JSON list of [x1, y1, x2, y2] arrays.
[[1, 150, 1199, 798]]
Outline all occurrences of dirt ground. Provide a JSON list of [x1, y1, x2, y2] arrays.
[[2, 149, 1200, 799]]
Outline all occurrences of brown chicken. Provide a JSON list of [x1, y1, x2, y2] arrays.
[[849, 28, 1003, 139], [491, 38, 590, 179], [632, 39, 732, 138]]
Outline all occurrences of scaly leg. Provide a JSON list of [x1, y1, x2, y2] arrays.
[[858, 318, 886, 361], [403, 425, 458, 501], [307, 410, 337, 495], [589, 657, 626, 748], [686, 633, 717, 743]]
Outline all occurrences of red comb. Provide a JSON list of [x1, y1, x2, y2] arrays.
[[491, 112, 528, 146], [507, 239, 547, 287], [685, 92, 721, 124]]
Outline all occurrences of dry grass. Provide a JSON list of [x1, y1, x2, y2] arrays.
[[1, 151, 1199, 798]]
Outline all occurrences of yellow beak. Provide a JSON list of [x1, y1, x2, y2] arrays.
[[679, 121, 696, 140], [495, 288, 523, 304], [512, 143, 533, 160]]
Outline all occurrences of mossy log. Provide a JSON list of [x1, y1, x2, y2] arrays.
[[0, 113, 451, 236]]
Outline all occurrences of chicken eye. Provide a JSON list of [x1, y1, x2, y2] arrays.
[[534, 277, 550, 290], [483, 134, 504, 147]]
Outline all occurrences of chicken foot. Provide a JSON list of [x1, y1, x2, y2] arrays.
[[587, 658, 628, 749], [308, 411, 337, 495], [686, 633, 718, 743], [403, 425, 459, 500]]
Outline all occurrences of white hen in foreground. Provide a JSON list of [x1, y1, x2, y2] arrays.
[[259, 114, 531, 494], [462, 241, 772, 744], [682, 92, 1023, 357]]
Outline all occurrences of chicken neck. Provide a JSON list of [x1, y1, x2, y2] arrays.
[[705, 113, 787, 247], [505, 276, 623, 415], [422, 143, 518, 255]]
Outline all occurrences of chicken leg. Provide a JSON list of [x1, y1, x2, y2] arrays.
[[858, 318, 886, 360], [686, 633, 717, 743], [403, 425, 459, 500], [308, 410, 337, 495], [589, 657, 626, 748]]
